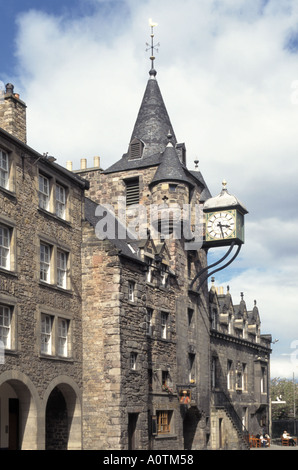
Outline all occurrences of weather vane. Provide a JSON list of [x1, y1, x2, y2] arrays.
[[146, 19, 160, 72]]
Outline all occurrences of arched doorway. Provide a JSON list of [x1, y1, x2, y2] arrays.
[[46, 388, 68, 450], [183, 407, 201, 450], [0, 372, 40, 450], [44, 379, 82, 450]]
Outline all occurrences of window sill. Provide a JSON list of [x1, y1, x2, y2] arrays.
[[39, 281, 73, 295], [39, 353, 74, 362], [0, 268, 18, 278], [155, 434, 177, 440], [38, 207, 71, 227], [0, 186, 17, 201], [3, 349, 19, 357]]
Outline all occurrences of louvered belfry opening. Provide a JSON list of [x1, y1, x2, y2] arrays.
[[128, 139, 143, 160], [125, 177, 140, 206]]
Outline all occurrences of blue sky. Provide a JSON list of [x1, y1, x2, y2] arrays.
[[1, 0, 298, 380]]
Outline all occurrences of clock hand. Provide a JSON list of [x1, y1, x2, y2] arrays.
[[217, 222, 231, 237], [217, 222, 225, 238]]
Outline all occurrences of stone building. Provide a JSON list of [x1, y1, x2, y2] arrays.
[[75, 64, 272, 450], [0, 58, 272, 450], [0, 84, 89, 449]]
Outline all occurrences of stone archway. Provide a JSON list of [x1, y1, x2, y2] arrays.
[[44, 376, 82, 450], [0, 371, 41, 450]]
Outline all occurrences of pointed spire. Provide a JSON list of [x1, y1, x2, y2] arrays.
[[150, 133, 192, 186], [130, 76, 177, 157], [130, 21, 177, 156]]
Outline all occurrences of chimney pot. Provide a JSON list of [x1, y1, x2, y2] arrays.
[[5, 83, 14, 94]]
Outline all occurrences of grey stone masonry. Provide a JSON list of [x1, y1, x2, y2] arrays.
[[0, 84, 27, 144]]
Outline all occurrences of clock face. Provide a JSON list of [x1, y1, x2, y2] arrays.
[[206, 211, 236, 240]]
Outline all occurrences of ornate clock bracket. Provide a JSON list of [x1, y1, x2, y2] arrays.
[[190, 181, 247, 293], [189, 241, 242, 292]]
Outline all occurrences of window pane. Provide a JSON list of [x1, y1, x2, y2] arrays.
[[57, 250, 67, 288], [128, 282, 135, 301], [130, 352, 137, 369], [38, 175, 49, 210], [56, 184, 66, 219], [0, 305, 11, 348], [146, 308, 153, 335], [40, 244, 50, 282], [0, 150, 8, 189], [58, 318, 68, 356], [41, 314, 52, 354], [0, 225, 10, 269], [161, 313, 168, 338], [157, 411, 170, 434]]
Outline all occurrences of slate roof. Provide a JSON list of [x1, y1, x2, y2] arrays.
[[84, 197, 143, 263], [150, 141, 193, 187], [104, 74, 176, 175], [104, 71, 212, 200], [129, 75, 177, 156]]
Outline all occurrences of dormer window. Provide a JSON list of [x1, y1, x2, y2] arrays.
[[128, 139, 144, 160]]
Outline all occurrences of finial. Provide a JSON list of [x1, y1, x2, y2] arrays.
[[222, 179, 227, 189], [146, 19, 160, 77], [240, 292, 244, 301], [194, 160, 199, 169]]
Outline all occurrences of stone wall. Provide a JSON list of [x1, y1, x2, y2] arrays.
[[0, 134, 85, 448]]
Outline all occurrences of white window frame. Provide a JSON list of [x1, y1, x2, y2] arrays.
[[0, 225, 10, 270], [146, 308, 153, 336], [56, 183, 66, 219], [57, 249, 67, 288], [145, 257, 153, 283], [188, 353, 196, 383], [130, 352, 137, 370], [58, 317, 69, 357], [38, 174, 50, 210], [0, 304, 11, 349], [41, 313, 53, 355], [128, 281, 135, 302], [0, 149, 9, 189], [160, 264, 168, 287], [261, 366, 266, 394], [40, 243, 51, 283], [227, 360, 233, 390], [161, 312, 168, 339]]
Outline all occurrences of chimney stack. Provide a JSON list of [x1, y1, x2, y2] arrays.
[[66, 161, 73, 171], [0, 83, 27, 144], [94, 156, 100, 168]]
